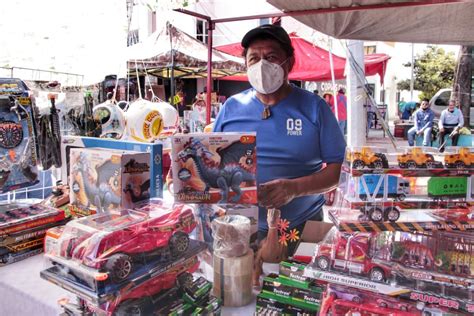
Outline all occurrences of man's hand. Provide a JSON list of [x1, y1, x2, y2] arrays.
[[440, 127, 445, 133], [416, 130, 423, 135], [258, 179, 297, 209]]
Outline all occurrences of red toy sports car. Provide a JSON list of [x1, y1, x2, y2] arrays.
[[48, 202, 196, 282]]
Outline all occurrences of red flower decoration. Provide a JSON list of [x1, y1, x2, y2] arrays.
[[288, 229, 300, 242], [279, 233, 289, 246], [278, 218, 290, 233]]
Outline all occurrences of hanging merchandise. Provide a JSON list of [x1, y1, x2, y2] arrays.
[[124, 99, 178, 143], [92, 100, 126, 139], [0, 96, 39, 193], [34, 93, 62, 170]]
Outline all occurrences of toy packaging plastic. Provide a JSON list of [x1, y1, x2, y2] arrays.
[[171, 133, 257, 204], [60, 136, 163, 199], [69, 147, 151, 214], [0, 95, 39, 193], [329, 146, 474, 232]]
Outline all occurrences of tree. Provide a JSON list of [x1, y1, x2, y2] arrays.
[[397, 46, 456, 100], [453, 46, 472, 125]]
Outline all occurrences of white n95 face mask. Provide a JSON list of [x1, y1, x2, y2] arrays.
[[247, 59, 286, 94]]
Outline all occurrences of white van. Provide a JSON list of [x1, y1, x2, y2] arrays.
[[429, 88, 474, 126]]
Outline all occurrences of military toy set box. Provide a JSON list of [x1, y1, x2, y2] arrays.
[[171, 133, 257, 204]]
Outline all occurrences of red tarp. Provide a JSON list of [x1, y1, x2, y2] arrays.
[[216, 32, 390, 83]]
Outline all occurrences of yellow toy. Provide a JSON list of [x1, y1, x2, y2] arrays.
[[397, 147, 442, 169], [444, 147, 474, 169], [346, 147, 388, 170]]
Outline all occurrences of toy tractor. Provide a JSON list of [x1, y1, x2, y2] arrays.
[[397, 147, 442, 169], [346, 147, 389, 170], [444, 147, 474, 169]]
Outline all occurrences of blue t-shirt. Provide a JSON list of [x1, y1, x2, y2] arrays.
[[213, 85, 346, 231]]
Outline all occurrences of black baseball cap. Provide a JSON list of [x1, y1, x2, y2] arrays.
[[241, 24, 294, 56]]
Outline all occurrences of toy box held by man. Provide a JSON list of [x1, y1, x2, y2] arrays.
[[171, 132, 257, 204]]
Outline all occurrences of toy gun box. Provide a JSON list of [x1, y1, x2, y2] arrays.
[[68, 147, 151, 214], [171, 133, 257, 204], [60, 136, 163, 198]]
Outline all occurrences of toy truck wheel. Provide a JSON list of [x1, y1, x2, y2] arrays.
[[426, 161, 436, 169], [455, 161, 466, 169], [385, 207, 400, 222], [406, 161, 417, 169], [369, 267, 385, 282], [352, 159, 365, 170], [316, 256, 330, 270], [169, 231, 190, 256], [352, 296, 362, 304], [373, 160, 384, 169], [398, 162, 407, 168], [106, 254, 133, 282], [176, 272, 193, 289], [396, 194, 406, 201], [379, 301, 388, 308], [369, 207, 384, 222]]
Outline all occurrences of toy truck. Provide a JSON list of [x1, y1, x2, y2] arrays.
[[397, 147, 443, 169], [346, 147, 389, 170], [358, 175, 410, 201], [427, 177, 467, 200], [444, 147, 474, 169], [313, 230, 392, 282]]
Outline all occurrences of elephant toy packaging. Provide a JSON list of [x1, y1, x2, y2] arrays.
[[69, 148, 151, 215], [171, 133, 257, 204]]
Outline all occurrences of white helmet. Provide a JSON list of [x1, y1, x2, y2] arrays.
[[93, 101, 126, 139]]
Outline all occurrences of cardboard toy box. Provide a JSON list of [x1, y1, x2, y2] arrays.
[[60, 136, 163, 198], [171, 133, 257, 204], [69, 148, 151, 213]]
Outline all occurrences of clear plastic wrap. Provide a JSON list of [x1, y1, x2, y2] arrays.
[[211, 215, 251, 258]]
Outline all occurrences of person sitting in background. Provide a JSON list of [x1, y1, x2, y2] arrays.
[[397, 97, 406, 118], [407, 98, 434, 146], [401, 101, 418, 120], [323, 92, 334, 112], [438, 99, 464, 152]]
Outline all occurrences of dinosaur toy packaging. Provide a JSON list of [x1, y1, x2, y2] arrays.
[[69, 147, 151, 214], [171, 132, 257, 204]]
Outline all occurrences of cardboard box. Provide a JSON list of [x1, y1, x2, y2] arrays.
[[171, 133, 257, 204], [256, 294, 316, 315], [292, 221, 334, 264], [60, 136, 163, 198], [69, 148, 150, 213]]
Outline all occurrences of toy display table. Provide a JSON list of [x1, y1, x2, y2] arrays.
[[0, 253, 264, 316]]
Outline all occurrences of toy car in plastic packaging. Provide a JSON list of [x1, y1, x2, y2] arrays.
[[46, 202, 196, 283]]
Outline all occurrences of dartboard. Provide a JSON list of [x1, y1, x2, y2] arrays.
[[0, 121, 23, 149]]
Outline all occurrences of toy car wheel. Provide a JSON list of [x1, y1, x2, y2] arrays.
[[176, 272, 193, 289], [169, 231, 190, 256], [352, 159, 365, 170], [401, 305, 408, 311], [369, 267, 385, 282], [406, 161, 417, 169], [379, 301, 388, 308], [426, 161, 436, 169], [316, 256, 330, 270], [455, 161, 466, 169], [105, 254, 133, 282], [398, 162, 406, 168], [396, 194, 406, 201], [373, 160, 384, 169], [352, 296, 362, 304], [385, 207, 400, 222], [369, 207, 384, 222], [115, 300, 145, 316]]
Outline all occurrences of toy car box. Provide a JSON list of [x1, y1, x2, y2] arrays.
[[171, 133, 257, 204], [60, 136, 163, 198], [42, 202, 200, 297], [69, 147, 151, 214], [262, 273, 323, 306]]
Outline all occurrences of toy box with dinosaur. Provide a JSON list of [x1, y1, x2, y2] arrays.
[[171, 133, 257, 204], [68, 147, 151, 214], [0, 95, 39, 193], [60, 136, 163, 198]]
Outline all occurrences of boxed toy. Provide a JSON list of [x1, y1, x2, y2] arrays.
[[171, 133, 257, 204], [69, 148, 151, 213], [0, 96, 39, 193], [60, 136, 163, 198]]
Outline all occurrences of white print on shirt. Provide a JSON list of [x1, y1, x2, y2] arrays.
[[287, 118, 302, 136]]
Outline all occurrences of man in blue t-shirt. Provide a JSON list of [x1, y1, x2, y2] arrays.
[[213, 24, 346, 255], [407, 98, 434, 146]]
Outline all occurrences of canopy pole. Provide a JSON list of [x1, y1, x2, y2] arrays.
[[328, 36, 339, 122], [169, 23, 175, 106], [206, 21, 215, 125]]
